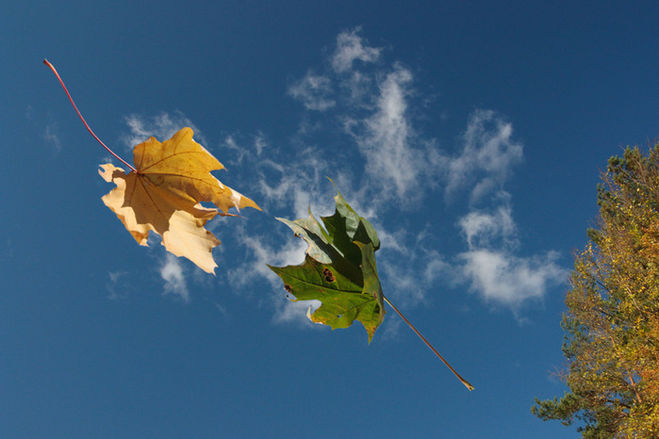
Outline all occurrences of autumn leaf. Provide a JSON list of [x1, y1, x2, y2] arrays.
[[100, 127, 260, 273], [269, 191, 385, 341]]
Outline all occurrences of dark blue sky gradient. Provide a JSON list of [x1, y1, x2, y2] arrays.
[[1, 1, 657, 438]]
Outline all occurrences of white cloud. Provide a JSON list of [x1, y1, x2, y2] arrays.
[[222, 134, 247, 165], [375, 224, 454, 307], [228, 28, 566, 322], [288, 72, 335, 111], [422, 251, 453, 285], [255, 146, 335, 219], [227, 234, 305, 289], [459, 249, 566, 307], [286, 29, 440, 207], [160, 254, 190, 302], [458, 203, 517, 248], [341, 71, 373, 103], [220, 132, 267, 166], [374, 225, 408, 255], [351, 65, 438, 203], [274, 299, 322, 325], [214, 302, 229, 318], [122, 112, 204, 150], [381, 261, 432, 306], [43, 122, 62, 152], [106, 270, 129, 300], [446, 110, 523, 202], [455, 200, 566, 308], [331, 28, 381, 73], [254, 132, 267, 156], [443, 113, 566, 309]]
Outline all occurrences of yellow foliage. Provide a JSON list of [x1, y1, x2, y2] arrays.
[[534, 145, 659, 437]]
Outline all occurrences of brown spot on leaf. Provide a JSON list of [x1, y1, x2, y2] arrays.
[[284, 284, 293, 293], [323, 268, 335, 282]]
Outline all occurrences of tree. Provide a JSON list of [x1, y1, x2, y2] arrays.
[[532, 144, 659, 438]]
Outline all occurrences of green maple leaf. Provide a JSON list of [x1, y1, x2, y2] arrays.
[[269, 189, 474, 391], [268, 191, 385, 342]]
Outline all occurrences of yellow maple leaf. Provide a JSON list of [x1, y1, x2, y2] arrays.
[[99, 127, 260, 273]]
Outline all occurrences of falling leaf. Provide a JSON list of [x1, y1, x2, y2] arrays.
[[269, 191, 385, 341], [270, 192, 475, 390], [100, 127, 260, 273]]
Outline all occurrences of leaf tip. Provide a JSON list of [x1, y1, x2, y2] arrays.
[[365, 326, 376, 344]]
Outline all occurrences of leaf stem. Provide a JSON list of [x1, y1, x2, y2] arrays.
[[43, 59, 137, 173], [383, 295, 474, 391]]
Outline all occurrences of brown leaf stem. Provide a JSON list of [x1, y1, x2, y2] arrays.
[[383, 295, 474, 391], [43, 59, 137, 173]]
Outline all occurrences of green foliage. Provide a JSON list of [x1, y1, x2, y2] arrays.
[[532, 144, 659, 437], [269, 191, 385, 341]]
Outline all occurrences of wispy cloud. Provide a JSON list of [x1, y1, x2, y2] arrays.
[[228, 28, 566, 324], [287, 29, 440, 208], [350, 65, 439, 203], [458, 202, 517, 248], [277, 29, 453, 318], [122, 111, 204, 150], [340, 71, 374, 103], [227, 233, 305, 289], [255, 146, 335, 219], [446, 110, 523, 202], [43, 121, 62, 152], [446, 116, 565, 309], [373, 221, 458, 310], [106, 270, 129, 300], [160, 254, 190, 302], [221, 131, 268, 166], [380, 249, 453, 306], [222, 134, 247, 165], [331, 28, 381, 73], [254, 132, 267, 156], [288, 72, 335, 111]]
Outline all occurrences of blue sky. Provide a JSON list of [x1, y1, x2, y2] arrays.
[[2, 1, 658, 438]]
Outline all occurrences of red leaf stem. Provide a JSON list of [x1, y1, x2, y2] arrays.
[[383, 296, 474, 391], [43, 59, 137, 173]]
